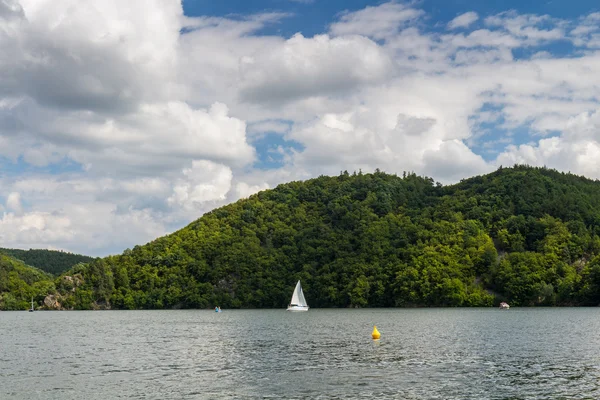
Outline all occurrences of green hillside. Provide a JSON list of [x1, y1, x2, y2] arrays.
[[5, 165, 600, 310], [0, 248, 95, 276], [0, 254, 54, 310]]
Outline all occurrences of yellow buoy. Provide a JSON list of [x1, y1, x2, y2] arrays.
[[372, 325, 381, 340]]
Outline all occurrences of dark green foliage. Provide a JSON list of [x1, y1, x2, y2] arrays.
[[6, 165, 600, 309], [0, 254, 54, 310], [0, 248, 95, 276]]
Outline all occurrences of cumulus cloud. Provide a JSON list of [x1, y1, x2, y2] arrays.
[[0, 175, 170, 254], [484, 11, 565, 44], [2, 100, 255, 176], [0, 211, 73, 245], [570, 13, 600, 48], [239, 33, 394, 104], [422, 140, 492, 183], [329, 2, 424, 40], [0, 0, 182, 112], [168, 160, 233, 213], [285, 105, 489, 183], [6, 191, 22, 213], [0, 203, 166, 255], [233, 181, 270, 199], [494, 109, 600, 179], [448, 12, 479, 30]]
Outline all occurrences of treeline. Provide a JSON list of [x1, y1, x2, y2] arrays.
[[4, 165, 600, 310], [0, 248, 95, 276]]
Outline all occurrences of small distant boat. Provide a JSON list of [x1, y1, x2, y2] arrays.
[[214, 306, 221, 313], [29, 297, 34, 312], [287, 280, 309, 312], [499, 301, 510, 310]]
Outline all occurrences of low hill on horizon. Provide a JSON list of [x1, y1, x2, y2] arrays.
[[0, 248, 95, 276], [4, 165, 600, 310]]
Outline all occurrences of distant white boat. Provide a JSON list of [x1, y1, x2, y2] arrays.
[[287, 280, 309, 312], [499, 301, 510, 310]]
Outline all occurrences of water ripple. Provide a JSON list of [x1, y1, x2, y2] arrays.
[[1, 308, 600, 398]]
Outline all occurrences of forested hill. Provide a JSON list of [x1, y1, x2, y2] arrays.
[[0, 248, 95, 276], [4, 165, 600, 311], [0, 254, 53, 310]]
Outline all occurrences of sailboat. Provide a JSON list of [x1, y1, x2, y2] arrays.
[[286, 280, 309, 312], [29, 297, 34, 312]]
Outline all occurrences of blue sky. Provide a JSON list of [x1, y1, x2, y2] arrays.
[[2, 0, 600, 255], [184, 0, 600, 37]]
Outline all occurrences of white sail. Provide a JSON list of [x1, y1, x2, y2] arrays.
[[287, 280, 309, 311], [290, 281, 307, 307]]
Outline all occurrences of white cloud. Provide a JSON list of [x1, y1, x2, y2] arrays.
[[484, 11, 565, 43], [453, 47, 513, 64], [495, 110, 600, 179], [239, 33, 394, 104], [3, 100, 255, 176], [0, 175, 172, 255], [0, 204, 167, 255], [1, 0, 182, 112], [570, 13, 600, 47], [234, 181, 271, 199], [448, 12, 479, 30], [168, 160, 233, 213], [247, 120, 291, 137], [0, 211, 73, 244], [444, 29, 521, 49], [6, 192, 22, 214], [422, 140, 492, 182], [285, 103, 490, 183], [329, 2, 424, 40]]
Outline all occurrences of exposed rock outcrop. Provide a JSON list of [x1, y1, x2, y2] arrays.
[[61, 274, 83, 292], [43, 294, 62, 310]]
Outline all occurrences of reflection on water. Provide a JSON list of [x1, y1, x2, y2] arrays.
[[1, 308, 600, 399]]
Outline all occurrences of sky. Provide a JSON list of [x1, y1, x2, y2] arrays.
[[2, 0, 600, 256]]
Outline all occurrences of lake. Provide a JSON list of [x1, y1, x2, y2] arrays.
[[1, 308, 600, 399]]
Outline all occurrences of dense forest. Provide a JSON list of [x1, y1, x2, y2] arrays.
[[4, 165, 600, 311], [0, 248, 95, 276], [0, 254, 54, 310]]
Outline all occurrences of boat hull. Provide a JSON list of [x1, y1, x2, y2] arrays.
[[286, 306, 309, 312]]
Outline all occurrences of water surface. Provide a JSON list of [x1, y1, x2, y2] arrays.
[[1, 308, 600, 399]]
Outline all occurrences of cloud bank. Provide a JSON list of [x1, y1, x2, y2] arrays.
[[1, 0, 600, 255]]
